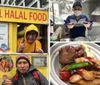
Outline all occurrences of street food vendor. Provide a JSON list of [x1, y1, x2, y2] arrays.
[[64, 1, 93, 41]]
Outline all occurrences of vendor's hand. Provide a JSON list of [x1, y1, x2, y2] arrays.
[[35, 48, 44, 53], [17, 38, 25, 52], [3, 75, 12, 85], [67, 23, 75, 29], [83, 22, 90, 28]]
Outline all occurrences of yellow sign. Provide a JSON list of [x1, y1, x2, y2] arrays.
[[0, 6, 48, 24]]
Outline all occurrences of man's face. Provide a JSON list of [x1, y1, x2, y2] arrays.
[[73, 6, 82, 11], [26, 31, 37, 44], [17, 59, 29, 74]]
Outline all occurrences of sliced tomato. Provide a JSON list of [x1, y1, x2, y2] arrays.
[[85, 57, 93, 61], [77, 68, 84, 75], [59, 71, 70, 81]]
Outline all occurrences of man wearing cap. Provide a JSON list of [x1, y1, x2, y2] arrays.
[[17, 24, 43, 53], [64, 1, 93, 41], [2, 55, 48, 85]]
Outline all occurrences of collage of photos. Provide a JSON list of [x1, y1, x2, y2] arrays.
[[0, 0, 100, 85]]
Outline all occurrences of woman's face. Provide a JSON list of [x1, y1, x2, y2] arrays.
[[17, 59, 29, 74]]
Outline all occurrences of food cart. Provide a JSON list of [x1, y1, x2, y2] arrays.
[[0, 5, 49, 85]]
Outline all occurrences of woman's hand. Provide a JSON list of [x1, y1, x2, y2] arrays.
[[3, 75, 12, 85]]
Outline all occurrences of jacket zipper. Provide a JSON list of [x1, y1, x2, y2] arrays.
[[22, 75, 26, 85]]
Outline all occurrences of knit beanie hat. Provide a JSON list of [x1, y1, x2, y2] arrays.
[[16, 55, 31, 66]]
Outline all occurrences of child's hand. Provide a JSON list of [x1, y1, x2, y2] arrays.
[[17, 38, 25, 52], [35, 48, 44, 53]]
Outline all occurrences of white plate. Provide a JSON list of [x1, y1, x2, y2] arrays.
[[50, 42, 100, 85]]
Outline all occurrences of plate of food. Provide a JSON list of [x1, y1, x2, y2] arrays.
[[50, 42, 100, 85], [0, 55, 13, 72]]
